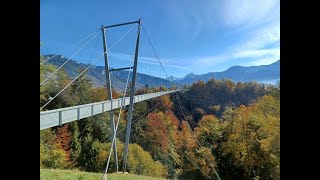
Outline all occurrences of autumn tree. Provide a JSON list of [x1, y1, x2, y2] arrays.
[[177, 78, 267, 120], [55, 124, 72, 163], [220, 95, 280, 179], [195, 115, 222, 154], [40, 129, 68, 168], [176, 121, 200, 179], [142, 112, 171, 159]]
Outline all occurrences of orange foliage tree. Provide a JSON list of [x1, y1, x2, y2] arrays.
[[55, 124, 72, 163]]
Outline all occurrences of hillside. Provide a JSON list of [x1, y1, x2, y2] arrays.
[[43, 55, 179, 91], [41, 65, 280, 179]]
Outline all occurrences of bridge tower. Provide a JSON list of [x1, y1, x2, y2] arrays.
[[101, 19, 141, 173]]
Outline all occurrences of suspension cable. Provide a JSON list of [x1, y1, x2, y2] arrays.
[[40, 25, 137, 111], [169, 143, 213, 180], [105, 101, 163, 142], [175, 94, 222, 180], [102, 47, 135, 180], [141, 25, 169, 79], [141, 25, 179, 90], [104, 96, 212, 179], [40, 31, 100, 85]]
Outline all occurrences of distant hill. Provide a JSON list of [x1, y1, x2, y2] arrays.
[[43, 54, 280, 91], [43, 55, 179, 92], [176, 60, 280, 84]]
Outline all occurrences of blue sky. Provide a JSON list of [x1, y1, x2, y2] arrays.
[[40, 0, 280, 78]]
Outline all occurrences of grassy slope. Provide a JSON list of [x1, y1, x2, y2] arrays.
[[40, 169, 166, 180]]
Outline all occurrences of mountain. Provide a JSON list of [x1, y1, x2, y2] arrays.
[[43, 55, 179, 91], [177, 60, 280, 84], [43, 54, 280, 90], [166, 75, 182, 81]]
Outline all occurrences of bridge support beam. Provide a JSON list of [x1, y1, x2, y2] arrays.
[[101, 25, 118, 172], [122, 18, 141, 172]]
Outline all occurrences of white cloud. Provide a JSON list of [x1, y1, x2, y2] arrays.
[[247, 57, 279, 66], [161, 0, 279, 40], [108, 52, 190, 71], [230, 22, 280, 52], [234, 48, 280, 59], [188, 47, 279, 70], [191, 14, 204, 40], [187, 47, 279, 72], [161, 0, 223, 40], [221, 0, 279, 28], [191, 54, 230, 67]]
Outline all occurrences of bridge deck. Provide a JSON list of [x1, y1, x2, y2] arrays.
[[40, 90, 178, 130]]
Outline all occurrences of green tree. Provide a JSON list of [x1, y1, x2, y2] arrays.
[[77, 134, 95, 171], [40, 62, 56, 106], [131, 101, 148, 143], [69, 121, 81, 164]]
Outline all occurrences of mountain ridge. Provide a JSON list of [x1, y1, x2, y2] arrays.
[[43, 54, 280, 90], [176, 60, 280, 84], [43, 54, 178, 91]]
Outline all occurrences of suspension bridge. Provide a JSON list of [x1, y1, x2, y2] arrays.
[[40, 19, 221, 180]]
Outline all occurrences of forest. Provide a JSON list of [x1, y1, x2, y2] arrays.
[[40, 55, 280, 180]]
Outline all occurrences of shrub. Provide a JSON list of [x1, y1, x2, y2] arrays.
[[40, 129, 69, 169], [78, 140, 166, 178]]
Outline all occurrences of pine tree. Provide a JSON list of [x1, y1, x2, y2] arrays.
[[69, 122, 81, 164]]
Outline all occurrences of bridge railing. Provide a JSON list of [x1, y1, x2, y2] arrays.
[[40, 90, 179, 130]]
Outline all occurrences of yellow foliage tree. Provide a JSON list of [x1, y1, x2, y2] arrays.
[[221, 95, 280, 179]]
